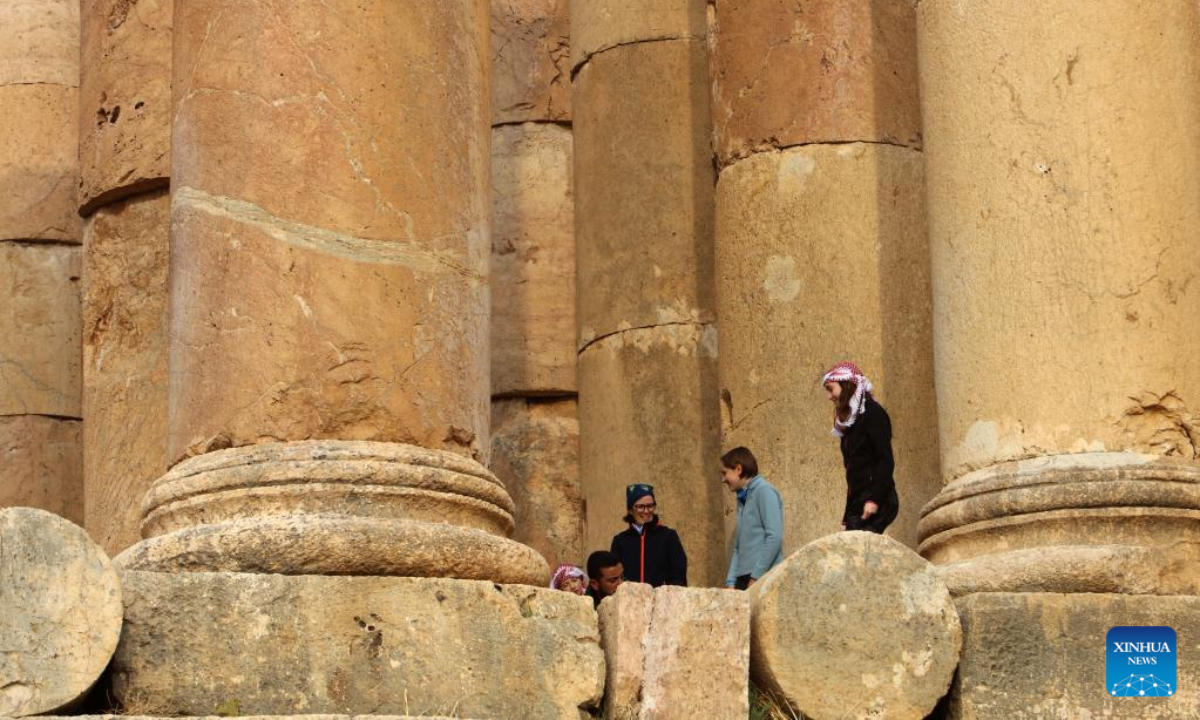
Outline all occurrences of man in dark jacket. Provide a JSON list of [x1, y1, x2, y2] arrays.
[[609, 484, 688, 587], [585, 550, 624, 609]]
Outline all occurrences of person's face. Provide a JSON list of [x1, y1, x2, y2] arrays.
[[629, 496, 657, 523], [590, 563, 624, 597], [824, 380, 843, 404], [558, 576, 584, 594], [722, 464, 749, 492]]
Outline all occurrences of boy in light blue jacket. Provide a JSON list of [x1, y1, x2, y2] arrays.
[[721, 446, 784, 589]]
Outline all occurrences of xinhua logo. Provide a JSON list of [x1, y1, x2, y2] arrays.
[[1107, 626, 1177, 697]]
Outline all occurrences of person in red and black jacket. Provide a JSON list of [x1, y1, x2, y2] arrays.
[[609, 483, 688, 587], [822, 361, 900, 534]]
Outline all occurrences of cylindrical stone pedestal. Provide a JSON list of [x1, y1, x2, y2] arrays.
[[0, 0, 83, 524], [709, 0, 938, 549], [917, 0, 1200, 592], [115, 0, 547, 583], [572, 0, 725, 585]]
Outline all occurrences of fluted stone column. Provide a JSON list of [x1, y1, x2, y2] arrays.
[[79, 0, 172, 557], [0, 0, 83, 523], [708, 0, 939, 550], [916, 0, 1200, 594], [573, 0, 725, 585], [489, 0, 584, 569], [116, 0, 546, 584]]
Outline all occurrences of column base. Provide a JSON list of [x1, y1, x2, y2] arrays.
[[114, 440, 549, 585], [919, 452, 1200, 594]]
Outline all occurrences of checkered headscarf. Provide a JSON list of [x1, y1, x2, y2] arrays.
[[821, 362, 874, 438]]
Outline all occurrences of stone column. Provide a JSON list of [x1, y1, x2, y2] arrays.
[[489, 0, 584, 569], [116, 0, 546, 584], [708, 0, 939, 549], [916, 0, 1200, 594], [572, 0, 725, 585], [0, 0, 83, 523], [79, 0, 172, 557]]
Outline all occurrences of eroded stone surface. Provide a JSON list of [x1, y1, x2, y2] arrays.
[[0, 85, 80, 243], [113, 571, 604, 718], [750, 532, 960, 720], [0, 0, 79, 86], [0, 508, 122, 717], [715, 143, 939, 550], [0, 243, 82, 417], [597, 583, 654, 718], [492, 0, 570, 123], [169, 1, 491, 464], [78, 0, 172, 213], [0, 417, 82, 525], [82, 190, 169, 556], [951, 593, 1199, 719], [491, 123, 576, 396], [708, 0, 922, 165], [919, 0, 1200, 480], [578, 328, 724, 587], [570, 0, 706, 70], [491, 398, 583, 569]]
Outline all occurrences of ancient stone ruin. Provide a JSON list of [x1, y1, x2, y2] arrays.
[[2, 0, 1198, 718]]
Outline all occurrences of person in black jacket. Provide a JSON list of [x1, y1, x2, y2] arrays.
[[821, 362, 900, 534], [610, 483, 688, 586]]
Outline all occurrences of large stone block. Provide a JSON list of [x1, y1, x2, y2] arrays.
[[570, 0, 706, 70], [597, 583, 750, 719], [78, 0, 172, 213], [491, 398, 583, 569], [0, 508, 122, 717], [0, 416, 82, 525], [708, 0, 921, 165], [951, 593, 1200, 719], [82, 190, 169, 556], [715, 143, 939, 551], [113, 571, 604, 719], [0, 243, 81, 417], [750, 532, 960, 720], [919, 0, 1200, 478], [491, 0, 570, 123], [0, 0, 78, 86], [491, 123, 576, 396], [578, 327, 724, 587], [0, 84, 80, 243], [573, 39, 715, 343]]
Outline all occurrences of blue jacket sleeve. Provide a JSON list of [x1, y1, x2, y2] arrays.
[[751, 486, 784, 579], [725, 532, 740, 587]]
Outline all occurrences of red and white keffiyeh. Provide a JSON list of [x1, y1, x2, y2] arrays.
[[549, 563, 586, 594], [821, 361, 874, 438]]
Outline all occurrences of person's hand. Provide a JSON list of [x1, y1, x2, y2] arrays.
[[746, 578, 756, 588], [861, 501, 878, 520], [840, 521, 847, 530]]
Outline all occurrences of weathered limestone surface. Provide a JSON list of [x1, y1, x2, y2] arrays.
[[5, 717, 463, 720], [573, 40, 715, 344], [0, 417, 82, 524], [113, 571, 604, 719], [0, 244, 82, 418], [708, 0, 922, 165], [83, 191, 169, 556], [78, 0, 172, 213], [919, 0, 1200, 479], [750, 532, 960, 720], [492, 0, 570, 123], [0, 508, 122, 717], [491, 123, 576, 396], [115, 441, 549, 584], [491, 398, 583, 569], [716, 144, 939, 550], [597, 583, 750, 719], [951, 593, 1199, 719], [578, 328, 723, 586], [169, 0, 492, 465], [0, 0, 80, 243], [570, 0, 706, 70]]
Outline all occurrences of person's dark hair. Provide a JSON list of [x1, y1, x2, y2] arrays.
[[835, 380, 857, 422], [720, 446, 758, 479], [586, 550, 621, 579]]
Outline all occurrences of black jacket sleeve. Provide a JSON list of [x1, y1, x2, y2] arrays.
[[863, 404, 895, 503], [665, 529, 688, 586]]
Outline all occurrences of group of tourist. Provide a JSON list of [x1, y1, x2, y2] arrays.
[[549, 361, 899, 608]]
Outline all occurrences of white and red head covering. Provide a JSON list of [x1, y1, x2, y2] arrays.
[[549, 563, 586, 594], [821, 361, 874, 437]]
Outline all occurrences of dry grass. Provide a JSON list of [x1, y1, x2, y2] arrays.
[[749, 683, 803, 720]]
